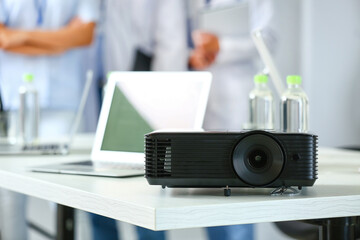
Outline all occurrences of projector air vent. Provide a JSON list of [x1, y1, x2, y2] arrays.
[[145, 138, 172, 177]]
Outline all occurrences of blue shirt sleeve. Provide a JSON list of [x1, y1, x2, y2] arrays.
[[0, 1, 6, 24], [77, 0, 100, 23]]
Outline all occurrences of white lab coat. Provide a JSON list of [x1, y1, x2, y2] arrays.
[[103, 0, 188, 73], [188, 0, 274, 130]]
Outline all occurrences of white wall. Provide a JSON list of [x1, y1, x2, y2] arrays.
[[301, 0, 360, 147]]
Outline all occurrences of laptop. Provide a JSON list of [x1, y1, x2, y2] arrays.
[[0, 70, 93, 155], [30, 71, 212, 177]]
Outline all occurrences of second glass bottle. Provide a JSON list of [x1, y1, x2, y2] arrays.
[[280, 75, 309, 133]]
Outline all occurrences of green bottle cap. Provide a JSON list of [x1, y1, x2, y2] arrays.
[[254, 74, 268, 84], [287, 75, 302, 85], [23, 73, 34, 83]]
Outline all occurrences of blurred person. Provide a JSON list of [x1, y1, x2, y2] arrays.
[[0, 0, 100, 239], [187, 0, 275, 239], [0, 0, 101, 132], [188, 0, 275, 131], [89, 0, 187, 240], [102, 0, 188, 73]]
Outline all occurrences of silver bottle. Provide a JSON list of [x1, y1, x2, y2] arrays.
[[280, 75, 309, 133], [19, 74, 39, 144], [248, 74, 274, 130]]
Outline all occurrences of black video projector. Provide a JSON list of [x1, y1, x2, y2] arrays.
[[145, 130, 318, 196]]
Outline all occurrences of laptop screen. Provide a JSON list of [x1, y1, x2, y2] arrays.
[[91, 72, 212, 162], [100, 84, 153, 153]]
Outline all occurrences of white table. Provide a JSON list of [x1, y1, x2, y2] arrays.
[[0, 147, 359, 238]]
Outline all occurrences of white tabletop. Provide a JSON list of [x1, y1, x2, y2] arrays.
[[0, 145, 359, 230]]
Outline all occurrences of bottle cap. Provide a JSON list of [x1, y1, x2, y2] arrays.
[[23, 74, 34, 83], [287, 75, 302, 85], [254, 74, 268, 84]]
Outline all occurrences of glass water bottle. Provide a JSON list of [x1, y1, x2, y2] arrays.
[[19, 74, 39, 144], [248, 74, 274, 130], [280, 75, 309, 133]]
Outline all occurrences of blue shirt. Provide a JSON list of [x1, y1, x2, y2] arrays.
[[0, 0, 100, 110]]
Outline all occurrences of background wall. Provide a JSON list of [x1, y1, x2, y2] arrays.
[[302, 0, 360, 147]]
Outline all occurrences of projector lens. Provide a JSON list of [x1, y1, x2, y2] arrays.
[[248, 149, 268, 170], [232, 133, 285, 186]]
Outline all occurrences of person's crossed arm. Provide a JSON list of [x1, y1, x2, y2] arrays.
[[0, 17, 95, 56]]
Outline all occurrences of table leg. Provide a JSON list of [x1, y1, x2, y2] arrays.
[[323, 217, 357, 240], [56, 204, 75, 240], [303, 216, 359, 240]]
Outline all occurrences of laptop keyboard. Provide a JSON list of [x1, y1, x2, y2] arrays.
[[22, 144, 68, 155]]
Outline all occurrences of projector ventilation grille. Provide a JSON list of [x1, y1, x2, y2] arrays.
[[145, 137, 236, 178], [145, 138, 172, 177]]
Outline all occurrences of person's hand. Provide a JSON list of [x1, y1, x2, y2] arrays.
[[189, 31, 220, 70], [192, 30, 220, 55], [189, 48, 217, 70], [0, 28, 27, 49]]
